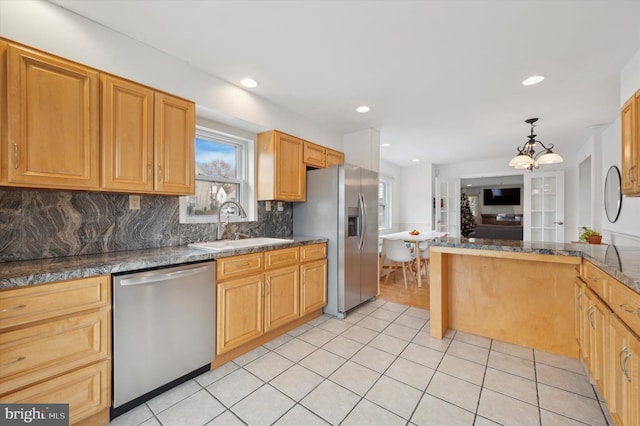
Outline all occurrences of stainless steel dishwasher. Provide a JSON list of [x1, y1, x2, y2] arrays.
[[112, 261, 215, 418]]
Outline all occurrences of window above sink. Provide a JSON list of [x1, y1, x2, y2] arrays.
[[179, 124, 256, 224]]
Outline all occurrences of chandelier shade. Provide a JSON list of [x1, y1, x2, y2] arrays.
[[509, 118, 563, 171]]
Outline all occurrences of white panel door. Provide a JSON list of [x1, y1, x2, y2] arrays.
[[435, 177, 460, 237], [524, 171, 565, 242]]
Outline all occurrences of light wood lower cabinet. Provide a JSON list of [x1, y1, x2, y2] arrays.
[[576, 261, 640, 426], [265, 265, 299, 332], [608, 315, 639, 426], [300, 243, 327, 316], [0, 275, 111, 425], [215, 244, 327, 356], [301, 259, 327, 315], [216, 274, 264, 354]]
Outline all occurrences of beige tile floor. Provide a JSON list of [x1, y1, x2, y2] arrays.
[[108, 299, 614, 426]]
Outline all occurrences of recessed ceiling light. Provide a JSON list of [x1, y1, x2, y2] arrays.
[[411, 159, 420, 163], [381, 143, 391, 147], [240, 78, 259, 88], [522, 75, 545, 86], [356, 105, 370, 113]]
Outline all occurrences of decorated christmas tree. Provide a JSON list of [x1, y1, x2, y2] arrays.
[[460, 193, 477, 237]]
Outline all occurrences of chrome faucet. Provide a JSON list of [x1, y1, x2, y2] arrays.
[[216, 200, 248, 240]]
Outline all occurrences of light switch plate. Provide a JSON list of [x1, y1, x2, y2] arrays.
[[129, 195, 141, 210], [265, 201, 271, 211]]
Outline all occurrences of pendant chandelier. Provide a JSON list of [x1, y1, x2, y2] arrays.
[[509, 118, 563, 170]]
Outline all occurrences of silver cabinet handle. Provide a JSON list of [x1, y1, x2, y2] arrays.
[[587, 305, 595, 329], [0, 304, 26, 313], [0, 356, 25, 368], [619, 347, 632, 382], [577, 290, 583, 311], [620, 303, 635, 313]]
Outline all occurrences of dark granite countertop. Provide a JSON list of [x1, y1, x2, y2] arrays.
[[430, 237, 640, 294], [0, 236, 327, 290]]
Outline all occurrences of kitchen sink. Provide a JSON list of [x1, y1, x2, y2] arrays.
[[188, 238, 294, 252]]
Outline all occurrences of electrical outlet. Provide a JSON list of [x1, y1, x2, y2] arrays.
[[129, 195, 141, 210], [277, 201, 284, 211], [265, 201, 271, 211]]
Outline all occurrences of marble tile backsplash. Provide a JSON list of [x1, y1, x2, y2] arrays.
[[0, 188, 293, 263]]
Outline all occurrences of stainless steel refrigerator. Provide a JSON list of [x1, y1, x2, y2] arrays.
[[293, 164, 378, 317]]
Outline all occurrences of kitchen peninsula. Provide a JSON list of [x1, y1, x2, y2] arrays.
[[428, 238, 640, 358]]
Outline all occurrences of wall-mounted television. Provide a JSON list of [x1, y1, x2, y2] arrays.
[[483, 187, 521, 206]]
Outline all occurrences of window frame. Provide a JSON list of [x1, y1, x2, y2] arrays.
[[179, 125, 255, 224], [378, 175, 393, 230]]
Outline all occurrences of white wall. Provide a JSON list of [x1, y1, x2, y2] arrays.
[[343, 129, 380, 171], [398, 163, 433, 232], [0, 0, 343, 150], [596, 47, 640, 247]]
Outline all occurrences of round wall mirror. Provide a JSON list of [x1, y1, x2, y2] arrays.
[[604, 165, 622, 223]]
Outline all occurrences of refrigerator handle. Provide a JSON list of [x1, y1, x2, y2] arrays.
[[358, 192, 367, 250]]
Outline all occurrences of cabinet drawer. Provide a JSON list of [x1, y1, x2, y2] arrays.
[[265, 247, 299, 270], [0, 275, 110, 330], [2, 360, 110, 425], [581, 262, 608, 301], [300, 243, 327, 262], [609, 280, 640, 337], [0, 309, 109, 395], [216, 253, 263, 281]]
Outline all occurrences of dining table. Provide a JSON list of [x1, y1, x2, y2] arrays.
[[379, 230, 449, 288]]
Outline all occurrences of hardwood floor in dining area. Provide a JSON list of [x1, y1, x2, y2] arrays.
[[378, 269, 430, 310]]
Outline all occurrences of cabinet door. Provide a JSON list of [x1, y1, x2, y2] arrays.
[[303, 141, 325, 168], [101, 75, 154, 192], [216, 275, 263, 355], [5, 44, 99, 189], [608, 315, 639, 426], [325, 148, 345, 167], [275, 132, 305, 201], [301, 259, 327, 315], [585, 287, 609, 396], [2, 360, 110, 425], [621, 94, 637, 195], [154, 92, 195, 195], [264, 266, 299, 332]]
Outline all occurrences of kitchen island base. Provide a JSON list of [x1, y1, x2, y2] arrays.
[[430, 247, 581, 358]]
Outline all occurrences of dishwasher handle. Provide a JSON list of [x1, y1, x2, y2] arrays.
[[119, 265, 212, 287]]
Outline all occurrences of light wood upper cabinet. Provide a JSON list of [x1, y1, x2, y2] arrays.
[[303, 140, 344, 169], [102, 79, 195, 195], [325, 148, 345, 167], [258, 130, 306, 201], [154, 92, 195, 195], [303, 141, 326, 168], [621, 89, 640, 196], [1, 39, 195, 195], [2, 41, 100, 190], [101, 75, 154, 192]]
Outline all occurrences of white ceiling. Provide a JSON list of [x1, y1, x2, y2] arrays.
[[48, 0, 640, 167]]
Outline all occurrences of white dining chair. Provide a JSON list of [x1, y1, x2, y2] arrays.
[[383, 239, 415, 288]]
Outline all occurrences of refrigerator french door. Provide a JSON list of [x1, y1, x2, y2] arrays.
[[293, 164, 378, 317]]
